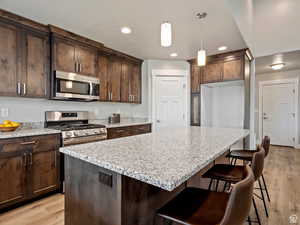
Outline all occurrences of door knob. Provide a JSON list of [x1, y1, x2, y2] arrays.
[[156, 120, 160, 123], [263, 117, 268, 120]]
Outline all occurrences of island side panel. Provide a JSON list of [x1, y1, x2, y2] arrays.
[[64, 155, 122, 225], [121, 176, 186, 225]]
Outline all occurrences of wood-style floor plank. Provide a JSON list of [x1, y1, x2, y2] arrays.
[[0, 146, 299, 225]]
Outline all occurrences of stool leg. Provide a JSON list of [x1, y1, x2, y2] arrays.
[[223, 181, 228, 192], [252, 197, 262, 225], [215, 179, 220, 191], [262, 173, 271, 202], [258, 178, 269, 217], [247, 216, 252, 225]]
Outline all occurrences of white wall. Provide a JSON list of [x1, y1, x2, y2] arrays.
[[0, 63, 149, 123], [255, 69, 300, 143]]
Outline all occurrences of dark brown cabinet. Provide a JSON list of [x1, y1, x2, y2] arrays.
[[130, 63, 142, 103], [223, 58, 243, 81], [203, 61, 223, 84], [107, 124, 152, 139], [98, 49, 143, 103], [191, 64, 201, 93], [52, 37, 97, 77], [23, 31, 49, 98], [0, 22, 19, 97], [0, 134, 61, 210], [0, 19, 49, 98]]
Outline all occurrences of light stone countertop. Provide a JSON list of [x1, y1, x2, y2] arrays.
[[89, 118, 152, 128], [0, 128, 61, 139], [60, 127, 249, 191]]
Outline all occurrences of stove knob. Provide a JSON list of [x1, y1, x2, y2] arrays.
[[74, 132, 79, 137], [65, 131, 72, 138]]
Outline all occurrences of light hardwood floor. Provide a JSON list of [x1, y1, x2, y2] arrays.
[[0, 146, 299, 225]]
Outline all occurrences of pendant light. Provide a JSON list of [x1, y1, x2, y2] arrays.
[[161, 22, 172, 47], [197, 40, 206, 66], [196, 12, 207, 66]]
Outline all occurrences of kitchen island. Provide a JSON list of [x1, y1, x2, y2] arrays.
[[60, 127, 249, 225]]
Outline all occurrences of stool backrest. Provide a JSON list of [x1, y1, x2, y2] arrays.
[[251, 146, 265, 181], [261, 136, 270, 157], [220, 165, 254, 225]]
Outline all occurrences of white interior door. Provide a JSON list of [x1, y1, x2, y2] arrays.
[[155, 77, 186, 130], [262, 83, 296, 146]]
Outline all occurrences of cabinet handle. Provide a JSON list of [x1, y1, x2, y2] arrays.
[[129, 95, 131, 101], [29, 153, 33, 167], [17, 82, 21, 95], [54, 151, 57, 168], [79, 63, 82, 72], [75, 62, 77, 72], [23, 83, 26, 96], [23, 153, 27, 167], [21, 141, 36, 145]]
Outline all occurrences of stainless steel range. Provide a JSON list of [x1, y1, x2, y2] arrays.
[[45, 111, 107, 146]]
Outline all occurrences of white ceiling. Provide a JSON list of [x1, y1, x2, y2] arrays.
[[256, 50, 300, 74], [226, 0, 300, 57], [0, 0, 246, 60]]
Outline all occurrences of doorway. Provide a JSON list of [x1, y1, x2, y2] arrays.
[[152, 72, 188, 131], [259, 79, 299, 147]]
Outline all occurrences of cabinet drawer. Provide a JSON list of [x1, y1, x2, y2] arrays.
[[107, 127, 132, 139], [130, 124, 151, 135], [0, 134, 60, 156], [26, 134, 61, 152]]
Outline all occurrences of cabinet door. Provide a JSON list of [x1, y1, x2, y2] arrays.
[[109, 57, 121, 102], [203, 62, 223, 84], [191, 93, 201, 126], [0, 22, 19, 96], [130, 63, 141, 103], [30, 150, 59, 197], [191, 64, 201, 93], [121, 61, 131, 102], [23, 31, 49, 98], [54, 39, 76, 73], [76, 45, 97, 76], [223, 58, 243, 81], [98, 54, 109, 101], [0, 154, 27, 207]]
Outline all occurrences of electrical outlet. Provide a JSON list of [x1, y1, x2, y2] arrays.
[[1, 108, 9, 118]]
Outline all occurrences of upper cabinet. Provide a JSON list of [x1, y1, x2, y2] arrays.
[[0, 9, 143, 103], [0, 13, 49, 98], [98, 47, 143, 104], [189, 50, 251, 86], [50, 25, 98, 77]]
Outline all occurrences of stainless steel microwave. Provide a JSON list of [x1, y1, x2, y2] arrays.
[[52, 71, 100, 101]]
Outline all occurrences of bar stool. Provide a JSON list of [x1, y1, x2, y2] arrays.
[[227, 136, 271, 202], [203, 146, 266, 225], [155, 165, 254, 225]]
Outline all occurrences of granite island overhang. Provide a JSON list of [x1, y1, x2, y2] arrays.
[[60, 127, 249, 225]]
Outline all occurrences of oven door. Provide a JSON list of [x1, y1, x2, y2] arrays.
[[53, 71, 99, 101]]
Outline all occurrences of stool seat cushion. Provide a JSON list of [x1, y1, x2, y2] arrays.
[[203, 164, 244, 183], [157, 187, 230, 225], [227, 150, 257, 161]]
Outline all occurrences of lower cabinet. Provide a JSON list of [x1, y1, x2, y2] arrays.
[[107, 124, 151, 139], [0, 134, 61, 210]]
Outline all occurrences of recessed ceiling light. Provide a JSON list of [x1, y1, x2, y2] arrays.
[[121, 27, 131, 34], [218, 46, 227, 51], [270, 63, 285, 70], [170, 53, 178, 57]]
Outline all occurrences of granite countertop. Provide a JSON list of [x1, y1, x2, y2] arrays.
[[60, 126, 249, 191], [89, 118, 152, 128], [0, 128, 61, 139]]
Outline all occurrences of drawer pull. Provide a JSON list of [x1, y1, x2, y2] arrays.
[[29, 153, 33, 167], [21, 141, 36, 145], [22, 153, 27, 167]]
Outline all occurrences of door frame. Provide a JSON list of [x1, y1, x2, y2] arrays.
[[151, 69, 189, 131], [258, 78, 299, 147]]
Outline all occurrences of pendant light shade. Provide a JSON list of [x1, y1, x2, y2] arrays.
[[161, 22, 172, 47], [197, 49, 206, 66]]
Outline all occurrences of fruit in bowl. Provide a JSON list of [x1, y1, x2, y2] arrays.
[[0, 120, 21, 132]]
